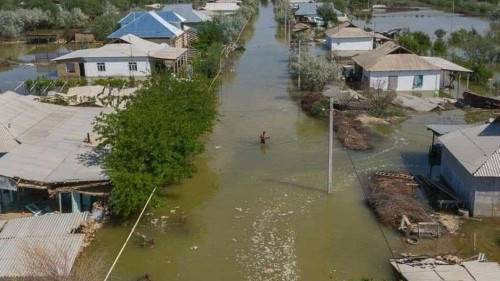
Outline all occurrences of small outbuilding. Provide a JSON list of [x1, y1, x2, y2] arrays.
[[436, 118, 500, 216], [326, 22, 374, 52]]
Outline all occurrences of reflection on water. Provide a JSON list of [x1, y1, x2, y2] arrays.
[[353, 8, 490, 39]]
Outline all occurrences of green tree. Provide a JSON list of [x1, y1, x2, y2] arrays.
[[432, 40, 447, 57], [397, 31, 432, 55], [90, 13, 120, 41], [434, 28, 447, 40], [317, 3, 338, 27], [94, 74, 217, 216]]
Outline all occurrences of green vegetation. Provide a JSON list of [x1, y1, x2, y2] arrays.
[[397, 31, 432, 55], [25, 77, 88, 95], [93, 77, 137, 88], [274, 0, 294, 25], [316, 3, 338, 27], [93, 74, 218, 216], [464, 109, 499, 123]]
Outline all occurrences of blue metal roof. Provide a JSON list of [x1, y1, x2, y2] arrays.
[[119, 12, 146, 27], [108, 12, 182, 40]]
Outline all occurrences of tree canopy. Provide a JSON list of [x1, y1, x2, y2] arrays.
[[93, 74, 218, 216]]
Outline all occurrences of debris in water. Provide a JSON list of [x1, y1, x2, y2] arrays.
[[235, 207, 243, 212], [190, 245, 198, 250]]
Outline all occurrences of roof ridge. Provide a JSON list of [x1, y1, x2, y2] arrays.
[[148, 11, 183, 36]]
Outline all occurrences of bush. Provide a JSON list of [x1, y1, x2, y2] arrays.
[[290, 52, 341, 91]]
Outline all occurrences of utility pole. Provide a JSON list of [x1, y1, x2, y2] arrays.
[[327, 97, 333, 194], [288, 18, 291, 49], [285, 11, 287, 42], [451, 0, 454, 34], [298, 39, 301, 90]]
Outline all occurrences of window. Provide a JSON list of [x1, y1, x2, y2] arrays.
[[66, 63, 75, 73], [97, 62, 106, 72], [413, 75, 423, 89], [128, 62, 138, 71]]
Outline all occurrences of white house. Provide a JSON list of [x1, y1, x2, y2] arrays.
[[53, 34, 188, 78], [352, 42, 441, 92], [326, 24, 374, 51], [325, 22, 391, 58]]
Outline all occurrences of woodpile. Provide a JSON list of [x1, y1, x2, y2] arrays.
[[368, 172, 434, 228], [333, 111, 371, 150]]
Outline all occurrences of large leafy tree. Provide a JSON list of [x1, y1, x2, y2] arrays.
[[94, 74, 218, 216]]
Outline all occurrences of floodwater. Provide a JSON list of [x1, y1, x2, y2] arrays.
[[0, 44, 71, 92], [353, 8, 490, 39], [91, 5, 473, 281]]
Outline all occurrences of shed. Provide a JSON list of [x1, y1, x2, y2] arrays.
[[0, 212, 89, 278], [438, 118, 500, 216], [422, 56, 473, 98]]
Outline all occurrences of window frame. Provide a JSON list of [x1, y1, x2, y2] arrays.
[[128, 62, 138, 72], [413, 74, 424, 89], [65, 63, 76, 73], [97, 62, 106, 72]]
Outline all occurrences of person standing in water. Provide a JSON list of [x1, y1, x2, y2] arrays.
[[260, 131, 270, 144]]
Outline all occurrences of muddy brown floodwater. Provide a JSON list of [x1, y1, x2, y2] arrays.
[[91, 4, 469, 281]]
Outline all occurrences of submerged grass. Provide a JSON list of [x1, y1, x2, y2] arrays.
[[464, 109, 499, 124]]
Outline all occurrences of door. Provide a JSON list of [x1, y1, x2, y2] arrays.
[[79, 63, 85, 77], [388, 75, 398, 91]]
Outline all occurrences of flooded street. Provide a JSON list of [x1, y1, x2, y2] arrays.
[[90, 5, 470, 280]]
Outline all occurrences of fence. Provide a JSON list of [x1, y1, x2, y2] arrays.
[[34, 52, 69, 63]]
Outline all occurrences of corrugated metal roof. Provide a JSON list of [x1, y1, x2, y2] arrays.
[[426, 124, 475, 136], [394, 94, 443, 112], [0, 234, 85, 277], [0, 92, 111, 183], [422, 56, 473, 73], [0, 212, 89, 278], [0, 124, 19, 153], [0, 212, 89, 239], [439, 119, 500, 177], [108, 11, 183, 40], [391, 259, 500, 281], [330, 27, 373, 38]]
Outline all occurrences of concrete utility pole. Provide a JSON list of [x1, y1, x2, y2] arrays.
[[298, 39, 301, 89], [327, 97, 333, 194]]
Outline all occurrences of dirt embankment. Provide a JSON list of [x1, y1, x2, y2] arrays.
[[333, 111, 371, 150], [301, 92, 372, 150]]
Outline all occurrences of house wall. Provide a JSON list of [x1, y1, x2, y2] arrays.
[[327, 37, 373, 51], [83, 59, 151, 78], [56, 62, 81, 78], [441, 147, 500, 217], [363, 69, 440, 92]]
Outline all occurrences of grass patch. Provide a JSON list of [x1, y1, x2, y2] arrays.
[[464, 109, 499, 124]]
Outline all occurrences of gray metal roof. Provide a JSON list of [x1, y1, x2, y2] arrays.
[[0, 212, 89, 278], [162, 4, 210, 23], [0, 212, 89, 239], [426, 124, 475, 136], [439, 119, 500, 177], [391, 259, 500, 281], [295, 3, 344, 17], [0, 91, 111, 184], [422, 56, 473, 73]]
